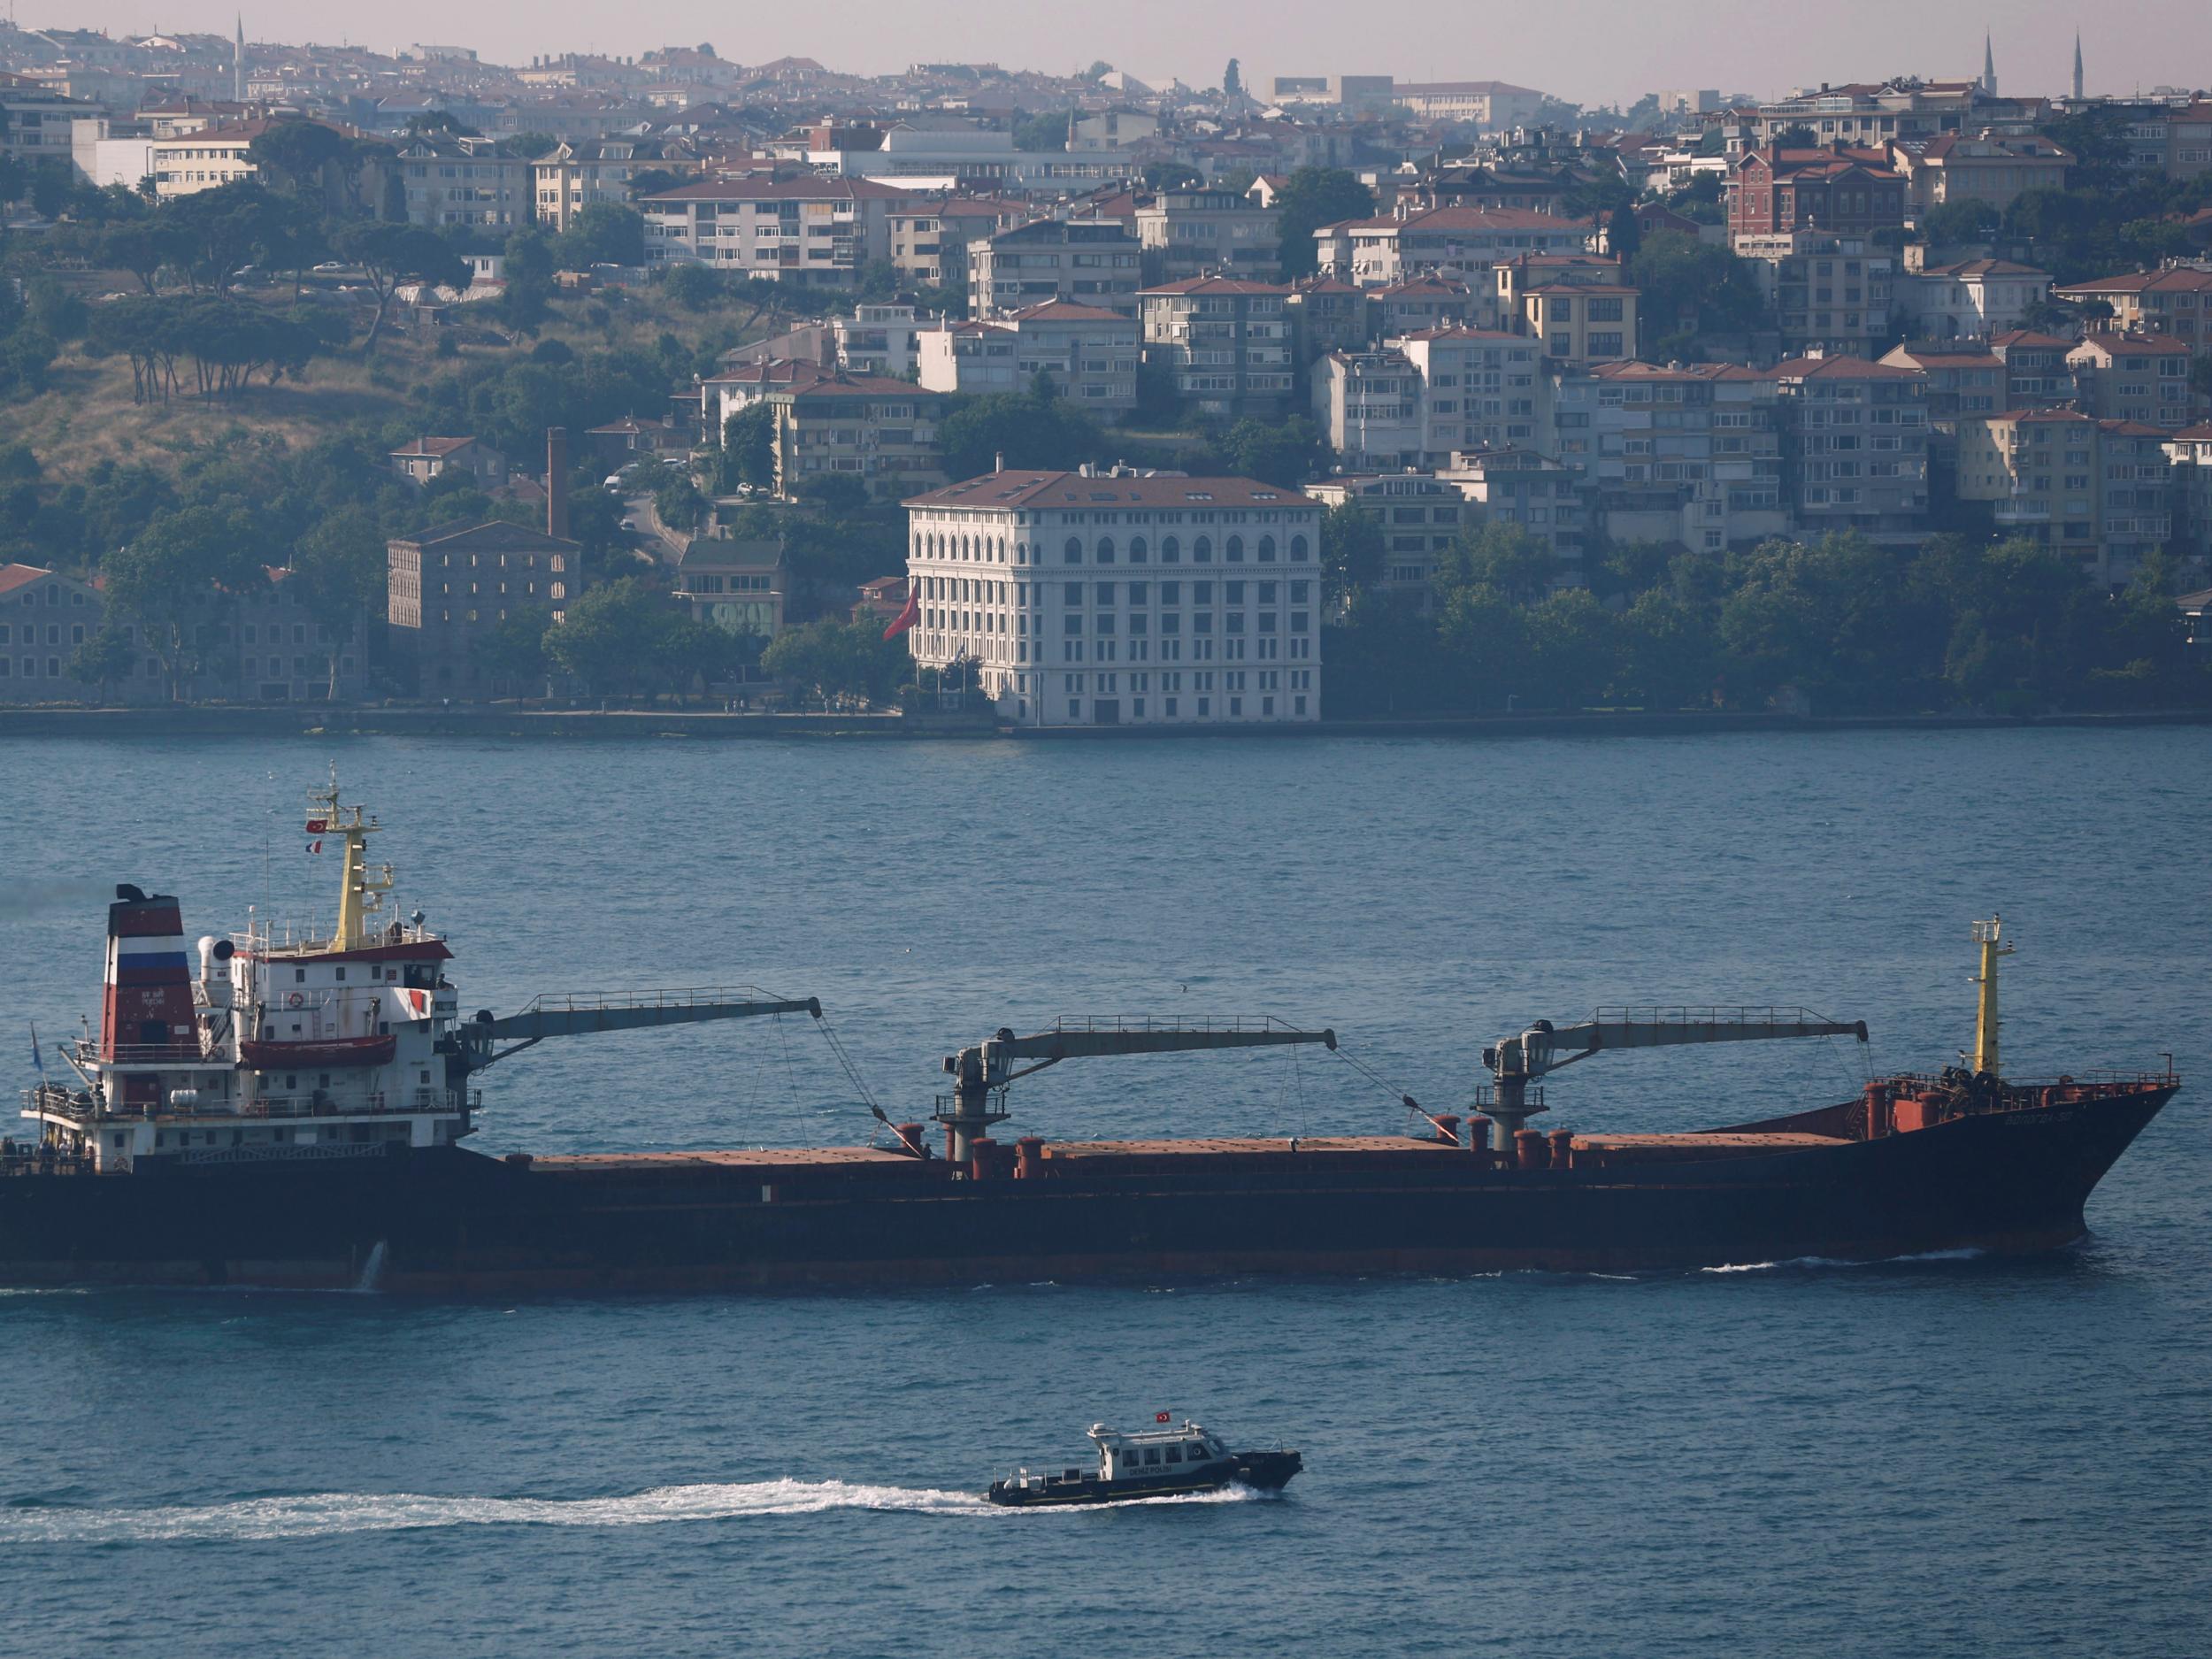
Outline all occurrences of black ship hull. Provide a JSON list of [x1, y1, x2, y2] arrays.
[[988, 1450, 1303, 1506], [0, 1086, 2174, 1292]]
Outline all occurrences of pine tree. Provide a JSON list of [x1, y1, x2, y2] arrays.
[[1224, 59, 1242, 99]]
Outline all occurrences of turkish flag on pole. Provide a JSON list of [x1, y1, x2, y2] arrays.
[[1156, 1410, 1171, 1424], [882, 580, 920, 641]]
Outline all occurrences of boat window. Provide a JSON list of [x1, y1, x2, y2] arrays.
[[296, 969, 306, 983], [334, 967, 346, 982], [1164, 1446, 1182, 1463], [1143, 1448, 1161, 1466]]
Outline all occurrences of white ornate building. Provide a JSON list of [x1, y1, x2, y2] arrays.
[[901, 469, 1324, 727]]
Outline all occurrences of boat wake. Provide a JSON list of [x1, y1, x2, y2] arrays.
[[0, 1479, 994, 1543], [1700, 1247, 1990, 1274], [0, 1478, 1275, 1543]]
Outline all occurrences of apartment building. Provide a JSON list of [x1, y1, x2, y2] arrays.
[[917, 302, 1139, 413], [669, 538, 784, 640], [833, 304, 926, 378], [1284, 276, 1371, 357], [1398, 328, 1545, 452], [396, 135, 530, 229], [643, 175, 907, 286], [0, 74, 94, 165], [1313, 206, 1596, 288], [1955, 409, 2173, 585], [1989, 329, 2078, 403], [1310, 350, 1427, 472], [1132, 186, 1283, 285], [1517, 283, 1638, 367], [1888, 133, 2070, 217], [2067, 332, 2198, 428], [1877, 344, 2009, 426], [2164, 423, 2212, 566], [1735, 232, 1895, 357], [1893, 257, 2053, 341], [1577, 361, 1786, 554], [1436, 449, 1589, 580], [1769, 355, 1931, 539], [1138, 278, 1295, 417], [901, 469, 1324, 727], [1391, 81, 1546, 128], [1727, 147, 1908, 242], [1302, 473, 1466, 605], [2053, 266, 2212, 355], [1368, 276, 1478, 337], [533, 138, 700, 234], [885, 194, 1030, 288], [969, 218, 1142, 318], [764, 374, 948, 498]]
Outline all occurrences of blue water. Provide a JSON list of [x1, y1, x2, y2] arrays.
[[1, 730, 2207, 1657]]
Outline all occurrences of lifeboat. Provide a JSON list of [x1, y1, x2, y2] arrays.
[[239, 1034, 396, 1070]]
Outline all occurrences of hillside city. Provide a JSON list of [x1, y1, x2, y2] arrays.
[[3, 23, 2211, 725]]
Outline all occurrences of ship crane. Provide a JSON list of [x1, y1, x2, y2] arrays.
[[939, 1017, 1337, 1163], [457, 988, 824, 1073], [1481, 1007, 1869, 1151]]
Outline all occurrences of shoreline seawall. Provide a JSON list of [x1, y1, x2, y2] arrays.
[[3, 705, 2208, 742]]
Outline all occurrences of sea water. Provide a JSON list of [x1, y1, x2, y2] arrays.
[[1, 729, 2206, 1657]]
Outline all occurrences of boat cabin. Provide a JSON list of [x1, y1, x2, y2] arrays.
[[1087, 1420, 1227, 1482]]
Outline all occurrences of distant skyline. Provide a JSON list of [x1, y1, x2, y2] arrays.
[[15, 2, 2201, 111]]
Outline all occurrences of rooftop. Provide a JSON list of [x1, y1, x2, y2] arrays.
[[904, 472, 1315, 511]]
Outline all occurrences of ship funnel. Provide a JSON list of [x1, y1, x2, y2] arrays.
[[102, 890, 196, 1062]]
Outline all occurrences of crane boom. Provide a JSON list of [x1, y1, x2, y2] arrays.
[[934, 1017, 1335, 1161], [461, 988, 821, 1071], [1480, 1006, 1868, 1151]]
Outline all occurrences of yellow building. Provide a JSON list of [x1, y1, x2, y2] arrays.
[[1955, 409, 2172, 586]]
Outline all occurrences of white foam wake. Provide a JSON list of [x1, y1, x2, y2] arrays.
[[0, 1479, 992, 1543], [1701, 1246, 1989, 1274]]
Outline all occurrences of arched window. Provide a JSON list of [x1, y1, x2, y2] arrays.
[[1226, 534, 1245, 562], [1096, 536, 1115, 564], [1194, 535, 1212, 563], [1128, 536, 1148, 563], [1064, 536, 1084, 564], [1290, 534, 1309, 559], [1161, 535, 1180, 563], [1258, 535, 1276, 562]]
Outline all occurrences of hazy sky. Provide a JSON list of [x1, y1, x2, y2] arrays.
[[28, 1, 2200, 111]]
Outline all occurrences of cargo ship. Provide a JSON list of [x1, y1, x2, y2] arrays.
[[2, 778, 2179, 1292]]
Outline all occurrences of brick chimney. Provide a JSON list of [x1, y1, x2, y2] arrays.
[[546, 427, 570, 541]]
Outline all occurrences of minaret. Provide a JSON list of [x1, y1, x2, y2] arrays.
[[1982, 32, 1996, 97], [2072, 32, 2084, 102], [234, 14, 245, 103]]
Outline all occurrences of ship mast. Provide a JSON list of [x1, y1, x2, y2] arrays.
[[307, 770, 392, 949], [1970, 917, 2012, 1078]]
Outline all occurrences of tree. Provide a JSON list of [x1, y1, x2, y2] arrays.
[[759, 616, 905, 703], [1271, 167, 1376, 280], [246, 120, 348, 198], [542, 577, 670, 695], [1627, 231, 1769, 357], [627, 167, 686, 201], [1223, 58, 1243, 99], [103, 505, 266, 698], [1012, 111, 1074, 152], [663, 263, 723, 310], [1922, 197, 2001, 247], [555, 203, 647, 268], [722, 403, 777, 491], [288, 507, 385, 699], [1320, 503, 1385, 608], [1220, 417, 1319, 487], [68, 625, 139, 702], [333, 220, 472, 349], [1440, 522, 1558, 605], [937, 387, 1110, 480], [472, 606, 553, 692], [1607, 202, 1641, 262]]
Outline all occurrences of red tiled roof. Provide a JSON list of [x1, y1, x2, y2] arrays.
[[645, 175, 907, 202], [1005, 300, 1134, 322], [1136, 276, 1294, 296], [2055, 268, 2212, 296], [1772, 356, 1925, 379], [0, 562, 52, 596], [2072, 330, 2193, 355], [389, 436, 478, 457], [904, 472, 1317, 511]]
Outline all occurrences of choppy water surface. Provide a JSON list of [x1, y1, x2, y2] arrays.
[[2, 730, 2207, 1657]]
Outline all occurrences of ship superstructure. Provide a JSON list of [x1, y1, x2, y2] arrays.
[[23, 775, 816, 1177]]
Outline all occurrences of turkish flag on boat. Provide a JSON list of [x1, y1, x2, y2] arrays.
[[304, 818, 327, 833], [1156, 1411, 1171, 1424], [881, 580, 919, 641]]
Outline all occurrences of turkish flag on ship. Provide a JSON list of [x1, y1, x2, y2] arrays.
[[1156, 1410, 1171, 1424], [304, 818, 327, 833], [881, 580, 919, 641]]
